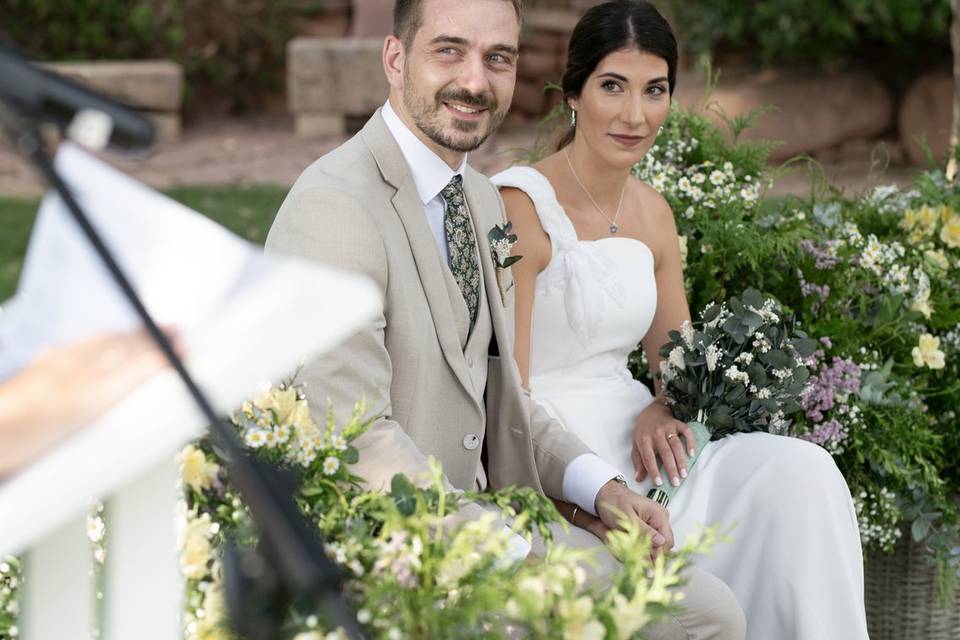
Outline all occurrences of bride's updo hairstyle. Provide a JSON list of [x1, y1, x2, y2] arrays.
[[557, 0, 678, 149]]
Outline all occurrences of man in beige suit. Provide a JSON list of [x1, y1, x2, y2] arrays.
[[266, 0, 744, 637]]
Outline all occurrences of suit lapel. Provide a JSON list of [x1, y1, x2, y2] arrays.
[[465, 170, 512, 358], [362, 111, 478, 403]]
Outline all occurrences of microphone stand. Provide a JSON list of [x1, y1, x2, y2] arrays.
[[0, 97, 362, 639]]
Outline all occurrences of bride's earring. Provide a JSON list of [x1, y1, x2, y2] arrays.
[[570, 108, 577, 128]]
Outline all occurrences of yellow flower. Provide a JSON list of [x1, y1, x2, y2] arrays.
[[910, 299, 934, 319], [912, 334, 946, 370], [900, 208, 918, 230], [179, 514, 213, 580], [924, 249, 950, 271], [610, 592, 651, 640], [940, 213, 960, 248], [195, 583, 229, 640], [178, 445, 220, 493], [678, 235, 688, 270]]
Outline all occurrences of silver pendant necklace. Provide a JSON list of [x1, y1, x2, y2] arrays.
[[564, 147, 627, 235]]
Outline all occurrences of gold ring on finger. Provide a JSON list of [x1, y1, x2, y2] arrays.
[[666, 434, 678, 440]]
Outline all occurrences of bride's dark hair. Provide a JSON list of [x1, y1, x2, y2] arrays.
[[557, 0, 678, 149]]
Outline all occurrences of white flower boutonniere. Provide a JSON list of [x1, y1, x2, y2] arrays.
[[488, 222, 522, 305]]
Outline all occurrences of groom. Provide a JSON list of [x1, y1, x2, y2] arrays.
[[267, 0, 744, 637]]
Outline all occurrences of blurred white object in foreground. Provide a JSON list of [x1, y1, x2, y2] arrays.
[[0, 143, 379, 639]]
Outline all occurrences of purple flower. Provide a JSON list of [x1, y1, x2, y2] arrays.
[[800, 356, 861, 423], [801, 240, 843, 270], [797, 270, 831, 313], [801, 418, 849, 447]]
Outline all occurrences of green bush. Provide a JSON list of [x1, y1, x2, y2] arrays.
[[1, 0, 299, 112], [634, 103, 960, 586], [660, 0, 952, 80]]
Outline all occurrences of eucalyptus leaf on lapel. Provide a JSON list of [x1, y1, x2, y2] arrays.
[[488, 222, 521, 305]]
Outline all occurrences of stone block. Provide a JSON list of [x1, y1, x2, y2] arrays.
[[518, 49, 562, 83], [287, 37, 389, 115], [511, 80, 549, 116], [673, 69, 894, 161], [149, 112, 181, 142], [899, 72, 953, 166], [296, 113, 348, 138], [351, 0, 396, 37], [42, 61, 183, 112]]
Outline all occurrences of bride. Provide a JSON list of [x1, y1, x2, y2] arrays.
[[492, 1, 869, 638]]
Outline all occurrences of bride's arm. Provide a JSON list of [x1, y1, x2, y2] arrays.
[[498, 187, 551, 388], [500, 187, 611, 541], [633, 185, 696, 485]]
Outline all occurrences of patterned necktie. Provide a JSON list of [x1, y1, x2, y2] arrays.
[[441, 175, 480, 329]]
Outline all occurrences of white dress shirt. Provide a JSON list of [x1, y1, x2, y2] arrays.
[[381, 99, 620, 520]]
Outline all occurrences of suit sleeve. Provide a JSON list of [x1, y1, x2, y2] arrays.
[[265, 183, 443, 492]]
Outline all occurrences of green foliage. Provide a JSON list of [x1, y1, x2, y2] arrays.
[[1, 0, 298, 111], [175, 385, 720, 639], [632, 101, 960, 587], [0, 184, 286, 303], [660, 0, 951, 80]]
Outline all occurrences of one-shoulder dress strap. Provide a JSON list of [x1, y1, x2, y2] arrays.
[[490, 166, 578, 259]]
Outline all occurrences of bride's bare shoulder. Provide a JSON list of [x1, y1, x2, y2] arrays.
[[497, 182, 552, 272], [629, 177, 674, 223]]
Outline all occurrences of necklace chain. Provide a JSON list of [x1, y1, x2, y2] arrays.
[[563, 147, 627, 234]]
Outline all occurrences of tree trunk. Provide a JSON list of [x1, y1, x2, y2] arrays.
[[947, 0, 960, 181]]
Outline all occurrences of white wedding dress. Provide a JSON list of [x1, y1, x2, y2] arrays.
[[492, 166, 869, 640]]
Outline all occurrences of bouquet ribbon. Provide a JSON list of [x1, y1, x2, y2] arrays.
[[647, 420, 711, 507]]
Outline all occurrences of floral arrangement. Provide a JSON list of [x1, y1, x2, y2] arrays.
[[631, 101, 960, 585], [174, 382, 722, 640], [659, 288, 815, 438]]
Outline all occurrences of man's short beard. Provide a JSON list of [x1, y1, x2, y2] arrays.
[[402, 73, 506, 153]]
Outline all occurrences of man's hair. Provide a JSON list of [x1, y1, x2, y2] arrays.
[[393, 0, 523, 48]]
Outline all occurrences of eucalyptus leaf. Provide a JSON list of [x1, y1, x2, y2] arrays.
[[391, 474, 417, 516]]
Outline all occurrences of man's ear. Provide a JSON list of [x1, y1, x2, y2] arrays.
[[383, 35, 405, 91]]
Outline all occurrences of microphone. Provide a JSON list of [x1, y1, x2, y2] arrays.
[[0, 40, 155, 152]]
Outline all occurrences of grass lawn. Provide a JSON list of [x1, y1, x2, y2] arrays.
[[0, 184, 290, 303]]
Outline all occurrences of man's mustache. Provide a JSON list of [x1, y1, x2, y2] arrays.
[[436, 87, 498, 112]]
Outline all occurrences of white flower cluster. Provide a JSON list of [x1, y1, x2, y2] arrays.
[[634, 142, 761, 218], [746, 298, 781, 324], [239, 386, 332, 467], [0, 556, 20, 636], [867, 184, 920, 216], [724, 365, 750, 385], [859, 234, 909, 293], [853, 487, 902, 552]]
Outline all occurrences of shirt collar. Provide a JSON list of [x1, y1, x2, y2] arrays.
[[382, 99, 467, 206]]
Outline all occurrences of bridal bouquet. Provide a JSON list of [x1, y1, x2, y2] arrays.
[[651, 289, 816, 504]]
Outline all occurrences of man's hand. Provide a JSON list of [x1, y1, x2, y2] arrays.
[[595, 479, 674, 557]]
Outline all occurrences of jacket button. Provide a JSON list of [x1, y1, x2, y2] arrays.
[[462, 434, 481, 451]]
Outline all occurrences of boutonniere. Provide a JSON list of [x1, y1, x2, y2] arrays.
[[488, 222, 522, 304]]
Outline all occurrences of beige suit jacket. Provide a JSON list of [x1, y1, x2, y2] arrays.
[[264, 110, 593, 498]]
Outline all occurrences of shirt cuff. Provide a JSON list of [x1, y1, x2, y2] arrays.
[[503, 528, 532, 564], [562, 453, 622, 517]]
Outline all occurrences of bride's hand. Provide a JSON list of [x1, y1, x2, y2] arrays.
[[631, 400, 696, 488]]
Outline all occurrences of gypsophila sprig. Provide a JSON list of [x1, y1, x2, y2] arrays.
[[659, 288, 815, 438], [0, 556, 20, 639]]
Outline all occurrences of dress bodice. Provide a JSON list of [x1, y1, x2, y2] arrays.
[[490, 166, 657, 392]]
